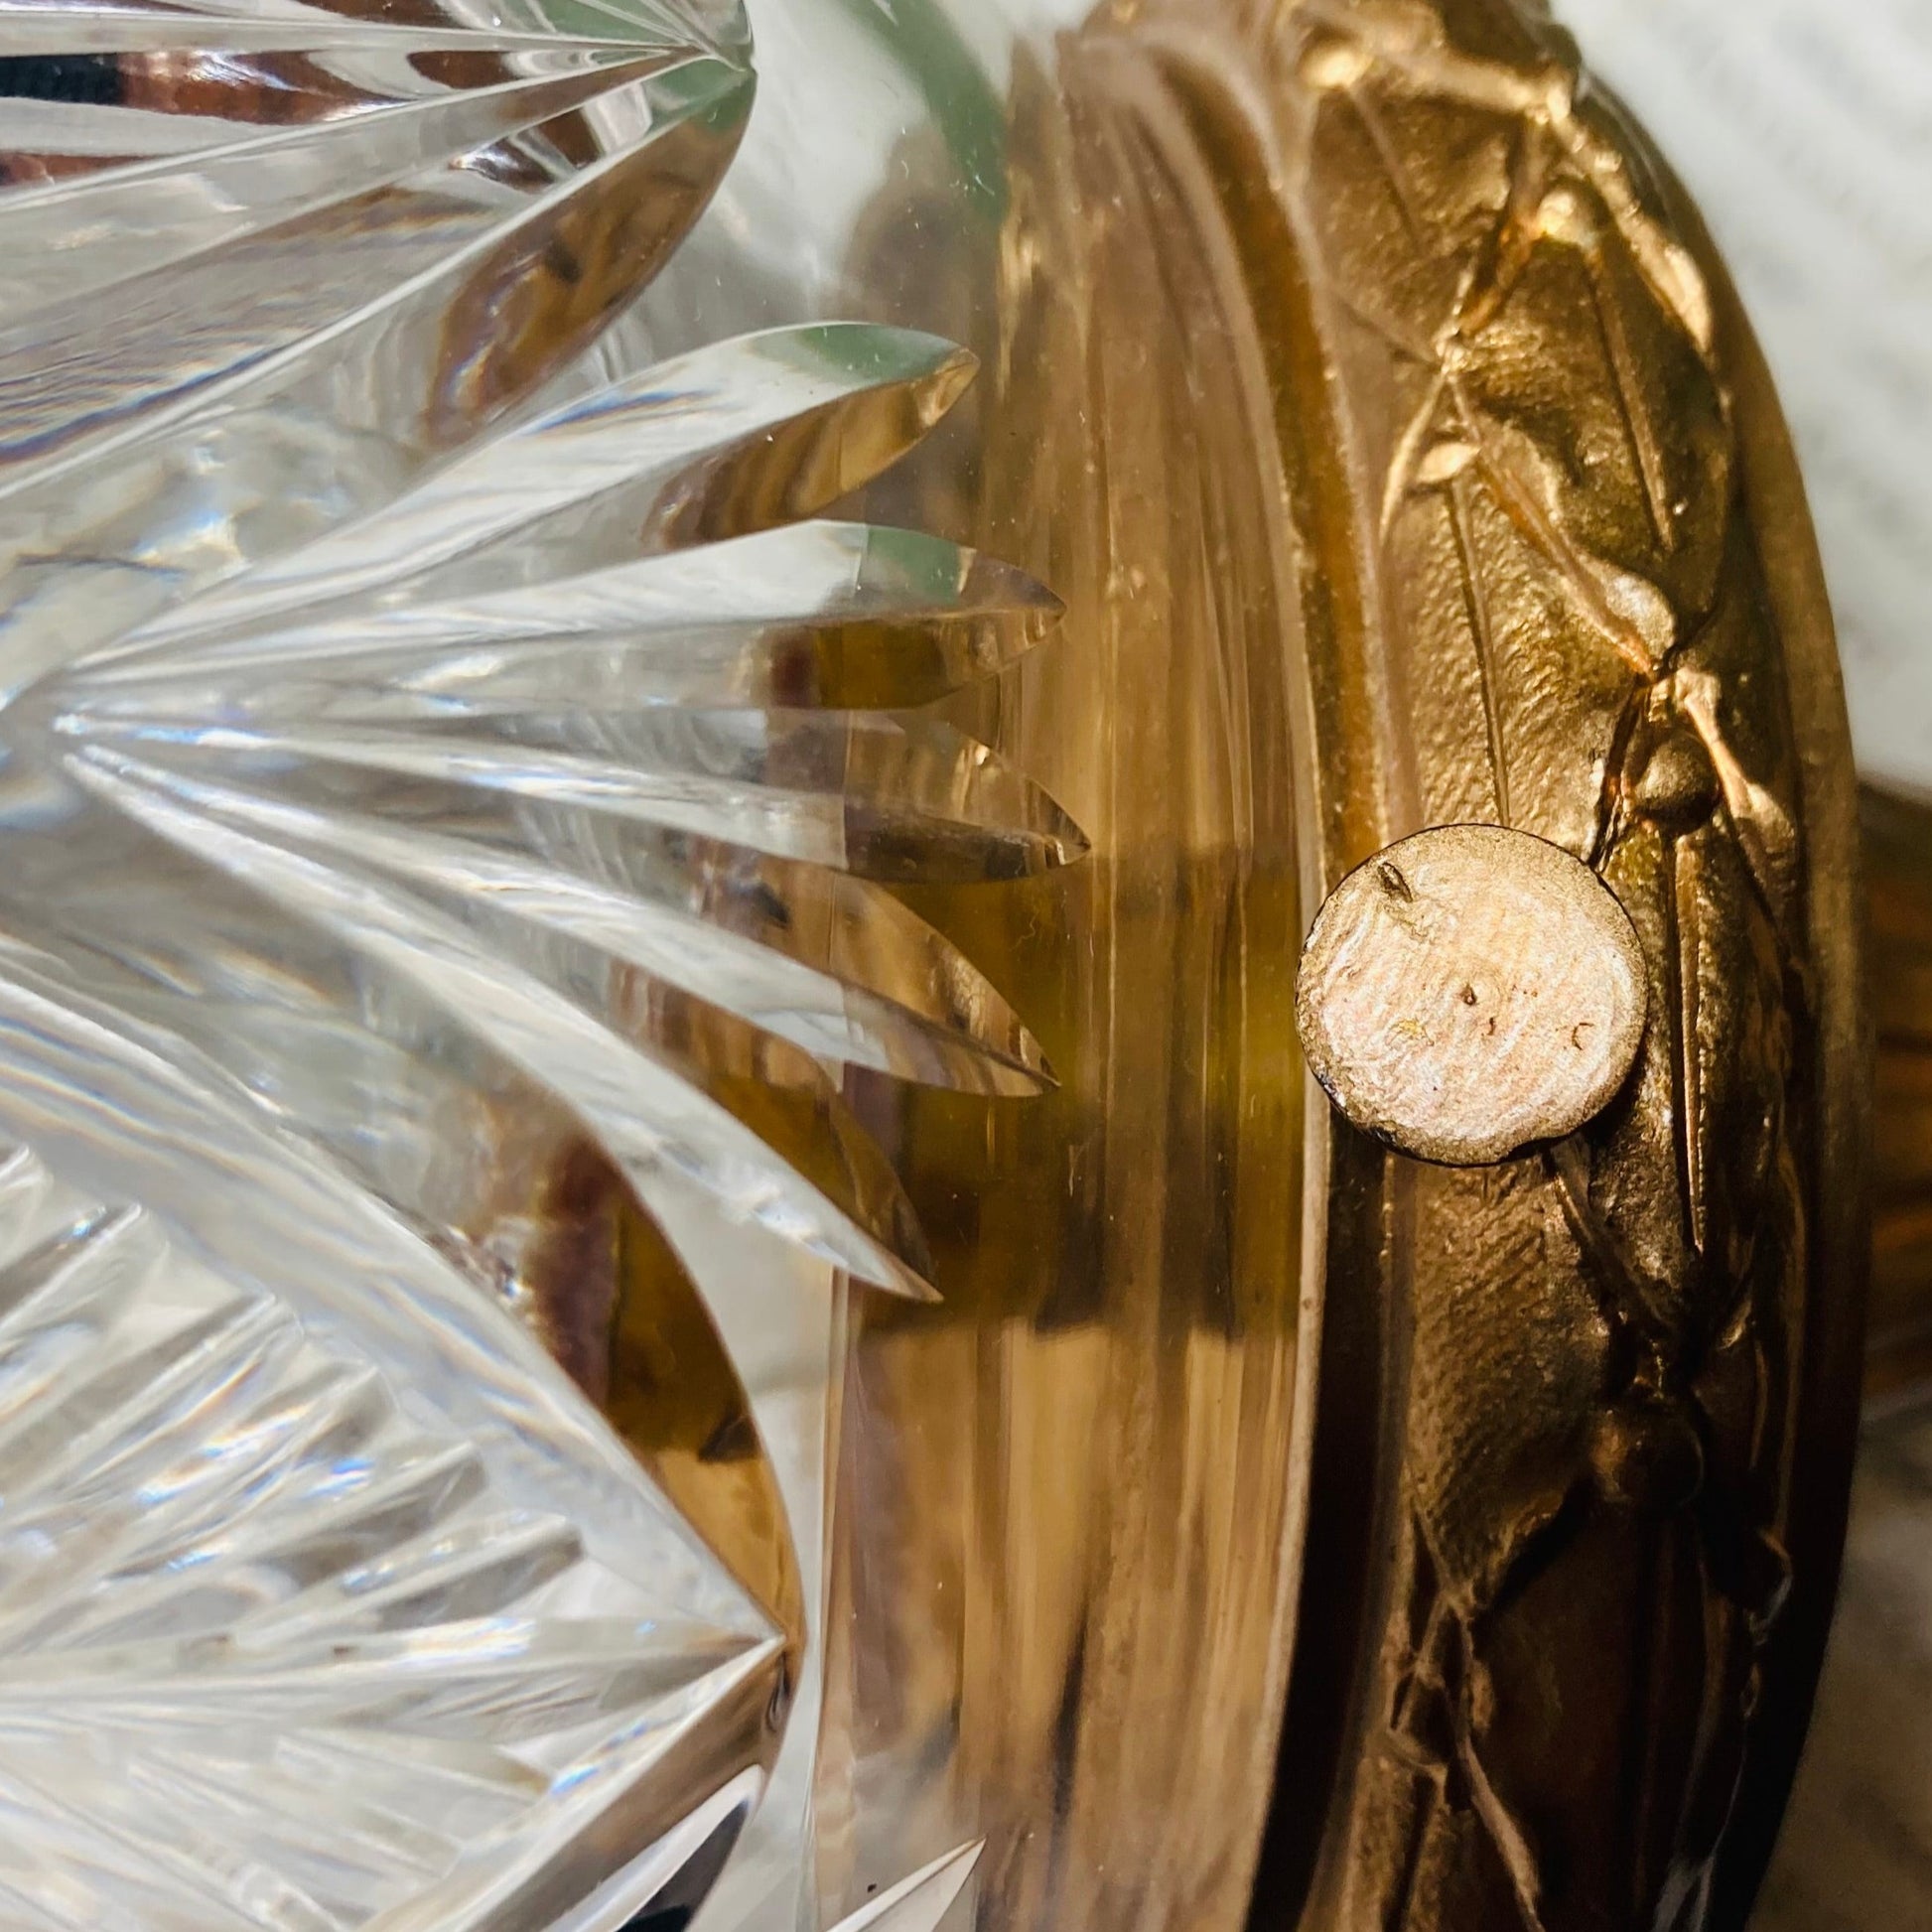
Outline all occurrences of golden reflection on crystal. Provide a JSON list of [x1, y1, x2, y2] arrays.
[[612, 1196, 809, 1649], [431, 74, 758, 436], [814, 25, 1311, 1928], [523, 1139, 805, 1647]]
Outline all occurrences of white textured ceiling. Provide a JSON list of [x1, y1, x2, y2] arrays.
[[1561, 0, 1932, 787]]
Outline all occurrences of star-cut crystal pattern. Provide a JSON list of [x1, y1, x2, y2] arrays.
[[0, 1139, 782, 1932], [0, 2, 1078, 1927]]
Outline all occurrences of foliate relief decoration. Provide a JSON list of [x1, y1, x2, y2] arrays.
[[1286, 3, 1811, 1926], [0, 5, 1079, 1926]]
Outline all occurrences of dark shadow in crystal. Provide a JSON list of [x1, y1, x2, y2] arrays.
[[620, 1798, 751, 1932]]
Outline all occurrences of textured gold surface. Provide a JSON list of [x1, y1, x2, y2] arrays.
[[1297, 824, 1647, 1165], [1189, 4, 1864, 1929], [802, 1, 1863, 1925]]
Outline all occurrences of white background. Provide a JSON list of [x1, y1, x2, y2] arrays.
[[1560, 0, 1932, 788]]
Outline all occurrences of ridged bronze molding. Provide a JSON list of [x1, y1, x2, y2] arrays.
[[1053, 5, 1869, 1929]]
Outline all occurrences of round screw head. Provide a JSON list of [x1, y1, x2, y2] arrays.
[[1296, 824, 1648, 1166]]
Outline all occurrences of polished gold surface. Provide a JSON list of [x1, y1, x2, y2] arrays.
[[1297, 824, 1648, 1166], [791, 1, 1865, 1928], [823, 39, 1312, 1921]]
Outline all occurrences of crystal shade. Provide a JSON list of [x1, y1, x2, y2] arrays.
[[0, 2, 1089, 1925]]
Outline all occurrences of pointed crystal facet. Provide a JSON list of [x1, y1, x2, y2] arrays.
[[0, 4, 1091, 1927], [825, 1845, 982, 1932]]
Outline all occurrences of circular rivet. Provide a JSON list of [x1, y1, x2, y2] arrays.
[[1295, 824, 1648, 1166]]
